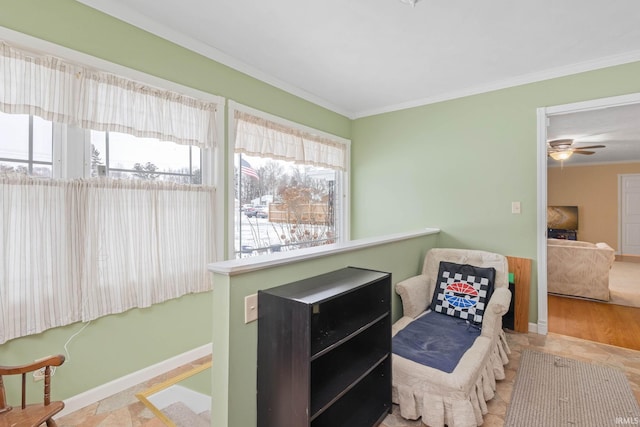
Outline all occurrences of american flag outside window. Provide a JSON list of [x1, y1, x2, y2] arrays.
[[241, 158, 259, 180]]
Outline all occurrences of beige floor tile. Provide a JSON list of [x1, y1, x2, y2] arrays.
[[56, 331, 639, 426]]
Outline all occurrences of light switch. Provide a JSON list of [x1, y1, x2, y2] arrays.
[[244, 293, 258, 323], [511, 201, 521, 214]]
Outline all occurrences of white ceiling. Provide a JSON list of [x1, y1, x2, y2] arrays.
[[547, 102, 640, 166], [77, 0, 640, 119]]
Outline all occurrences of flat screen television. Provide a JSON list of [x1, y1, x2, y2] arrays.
[[547, 206, 578, 230]]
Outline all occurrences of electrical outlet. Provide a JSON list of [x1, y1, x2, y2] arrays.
[[244, 293, 258, 323], [33, 366, 56, 382]]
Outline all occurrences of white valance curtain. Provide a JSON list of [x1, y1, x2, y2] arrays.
[[76, 70, 216, 148], [0, 41, 218, 148], [0, 42, 77, 124], [234, 109, 347, 171], [0, 174, 215, 343]]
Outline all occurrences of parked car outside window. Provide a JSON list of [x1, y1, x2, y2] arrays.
[[245, 205, 268, 218]]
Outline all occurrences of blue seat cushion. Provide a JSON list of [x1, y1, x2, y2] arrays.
[[392, 310, 481, 373]]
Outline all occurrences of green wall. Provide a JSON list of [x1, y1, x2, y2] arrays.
[[0, 293, 212, 402], [0, 0, 350, 403], [352, 62, 640, 323]]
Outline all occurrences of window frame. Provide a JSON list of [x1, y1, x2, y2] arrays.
[[227, 101, 351, 260]]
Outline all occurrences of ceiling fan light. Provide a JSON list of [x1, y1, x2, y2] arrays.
[[399, 0, 419, 6], [550, 150, 573, 161]]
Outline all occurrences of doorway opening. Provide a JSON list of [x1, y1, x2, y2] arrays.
[[537, 92, 640, 341]]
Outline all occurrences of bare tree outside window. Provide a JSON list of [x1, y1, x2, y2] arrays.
[[90, 144, 104, 177], [133, 162, 160, 180], [235, 155, 338, 258]]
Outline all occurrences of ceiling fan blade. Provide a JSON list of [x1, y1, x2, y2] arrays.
[[547, 139, 574, 149], [573, 145, 605, 150], [573, 150, 595, 155]]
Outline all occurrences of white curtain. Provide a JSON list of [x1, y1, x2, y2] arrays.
[[0, 174, 215, 343], [0, 40, 218, 148], [0, 175, 80, 343], [77, 70, 217, 148], [0, 42, 77, 124], [234, 110, 347, 171]]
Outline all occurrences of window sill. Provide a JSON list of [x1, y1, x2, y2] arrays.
[[208, 228, 440, 276]]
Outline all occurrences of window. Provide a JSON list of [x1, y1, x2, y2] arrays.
[[230, 102, 350, 258], [235, 154, 341, 256], [0, 39, 222, 343], [0, 112, 53, 177], [0, 111, 204, 183], [90, 131, 202, 183]]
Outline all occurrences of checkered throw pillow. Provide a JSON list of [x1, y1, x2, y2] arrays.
[[430, 261, 496, 325]]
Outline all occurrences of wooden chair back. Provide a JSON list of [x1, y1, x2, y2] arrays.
[[0, 354, 65, 427]]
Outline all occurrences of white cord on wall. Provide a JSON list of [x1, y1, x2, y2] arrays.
[[63, 320, 92, 362]]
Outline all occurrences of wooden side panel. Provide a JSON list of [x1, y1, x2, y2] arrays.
[[506, 256, 532, 333]]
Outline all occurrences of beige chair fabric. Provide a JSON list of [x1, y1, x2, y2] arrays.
[[392, 248, 512, 427], [547, 238, 615, 301]]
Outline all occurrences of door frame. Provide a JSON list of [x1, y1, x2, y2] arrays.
[[618, 173, 640, 255], [536, 92, 640, 335]]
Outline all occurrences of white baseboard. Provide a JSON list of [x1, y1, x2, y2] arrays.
[[59, 343, 212, 418], [528, 322, 539, 334], [528, 321, 548, 335]]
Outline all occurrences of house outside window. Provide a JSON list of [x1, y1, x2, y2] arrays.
[[230, 102, 350, 259]]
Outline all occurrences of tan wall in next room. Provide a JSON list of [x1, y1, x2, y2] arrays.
[[548, 162, 640, 251]]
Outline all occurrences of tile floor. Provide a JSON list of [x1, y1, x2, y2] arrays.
[[57, 332, 640, 427], [56, 356, 212, 427]]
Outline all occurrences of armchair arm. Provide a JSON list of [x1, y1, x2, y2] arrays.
[[480, 287, 512, 339], [0, 354, 65, 375], [395, 274, 431, 319]]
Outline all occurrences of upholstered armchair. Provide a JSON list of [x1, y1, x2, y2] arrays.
[[392, 248, 512, 427]]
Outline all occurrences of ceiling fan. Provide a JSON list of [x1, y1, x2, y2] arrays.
[[547, 139, 605, 161]]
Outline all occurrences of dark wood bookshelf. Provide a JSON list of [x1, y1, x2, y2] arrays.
[[257, 267, 392, 427]]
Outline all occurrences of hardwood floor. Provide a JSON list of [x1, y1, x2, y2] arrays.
[[548, 294, 640, 350]]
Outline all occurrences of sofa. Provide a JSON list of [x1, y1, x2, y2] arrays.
[[547, 238, 615, 301], [392, 248, 511, 427]]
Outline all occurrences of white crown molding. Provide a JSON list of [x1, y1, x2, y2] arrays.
[[23, 2, 640, 120], [354, 49, 640, 119], [76, 0, 354, 119]]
